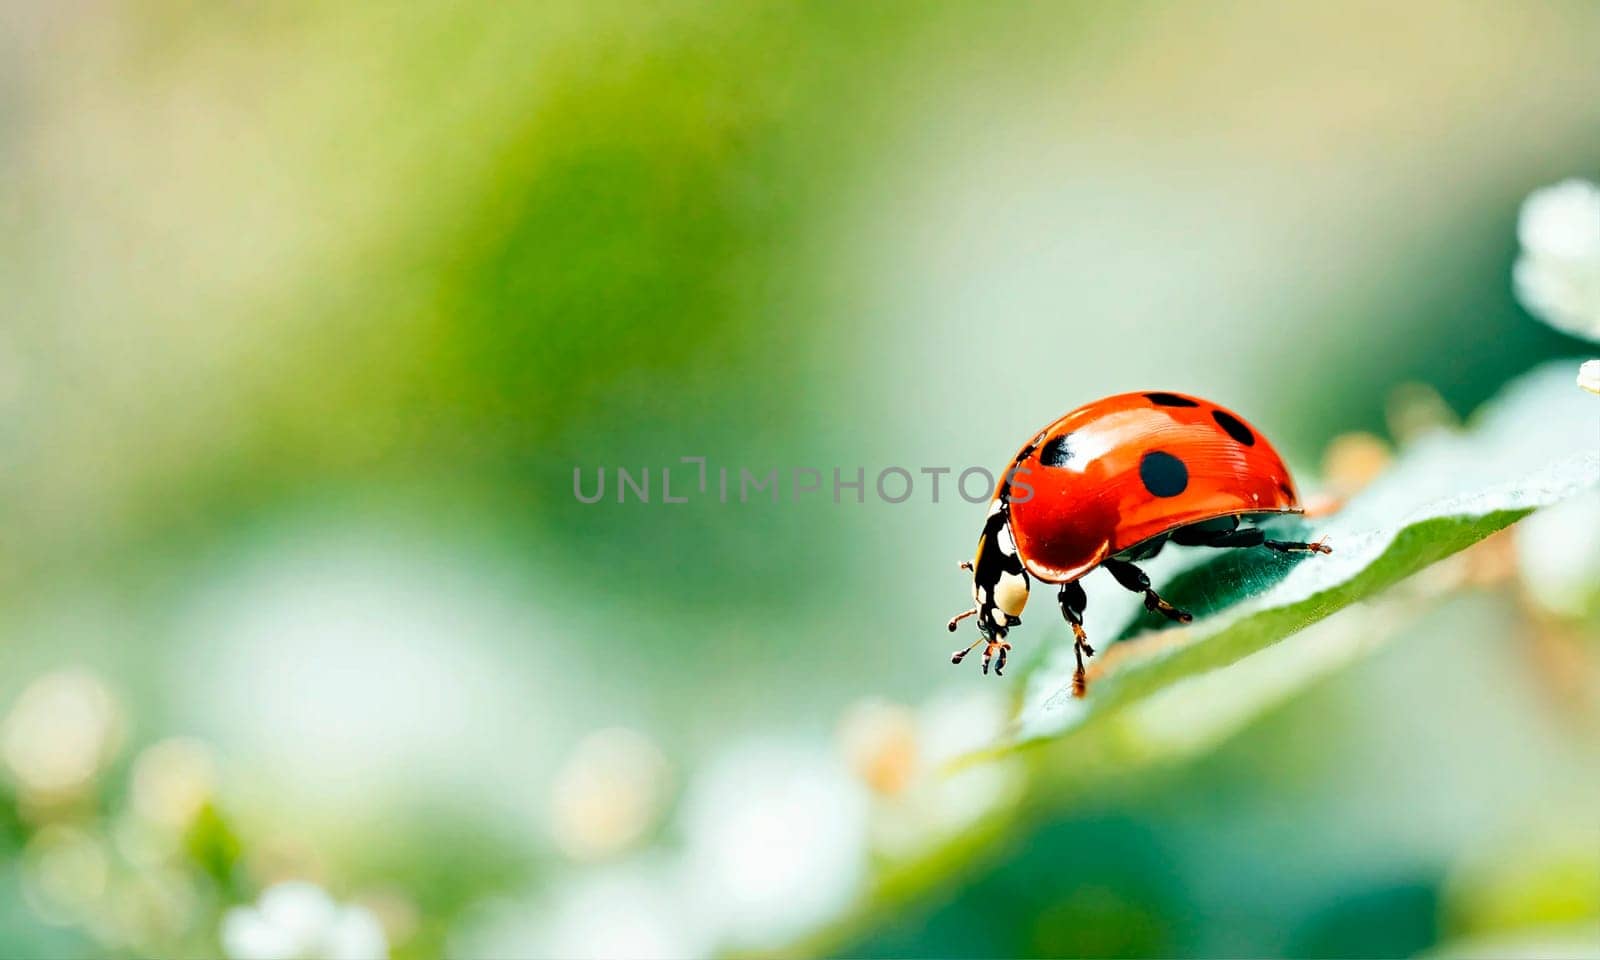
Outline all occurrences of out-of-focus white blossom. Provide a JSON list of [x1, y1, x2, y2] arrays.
[[456, 859, 710, 960], [130, 737, 217, 828], [1514, 178, 1600, 341], [1, 670, 122, 801], [21, 825, 110, 925], [547, 727, 670, 862], [1577, 359, 1600, 395], [1386, 382, 1460, 445], [681, 740, 869, 949], [839, 689, 1009, 793], [915, 688, 1009, 769], [114, 738, 220, 868], [838, 699, 920, 796], [1322, 433, 1393, 497], [1515, 492, 1600, 617], [221, 882, 387, 960], [177, 535, 562, 815], [107, 868, 199, 952], [850, 689, 1023, 859]]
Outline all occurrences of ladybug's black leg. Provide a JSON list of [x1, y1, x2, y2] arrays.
[[1265, 538, 1332, 554], [983, 639, 1012, 676], [1057, 581, 1094, 697], [1178, 524, 1331, 555], [1101, 558, 1194, 624], [1057, 580, 1090, 652]]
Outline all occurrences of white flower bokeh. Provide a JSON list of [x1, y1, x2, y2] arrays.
[[1514, 491, 1600, 618], [680, 740, 869, 950], [1, 670, 122, 802], [221, 882, 387, 960], [129, 737, 218, 829], [1513, 178, 1600, 341], [20, 825, 110, 927], [841, 689, 1022, 860], [453, 859, 710, 960], [1576, 358, 1600, 395], [546, 727, 671, 862]]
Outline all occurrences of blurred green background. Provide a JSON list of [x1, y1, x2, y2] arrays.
[[2, 2, 1597, 957]]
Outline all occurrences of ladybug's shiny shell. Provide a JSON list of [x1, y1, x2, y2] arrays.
[[1000, 391, 1301, 583]]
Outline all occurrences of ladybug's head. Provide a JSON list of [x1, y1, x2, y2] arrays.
[[948, 502, 1030, 639]]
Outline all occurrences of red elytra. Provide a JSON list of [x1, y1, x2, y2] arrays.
[[948, 390, 1328, 691], [1005, 391, 1300, 582]]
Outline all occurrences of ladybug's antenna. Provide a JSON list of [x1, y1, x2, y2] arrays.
[[950, 633, 985, 664], [946, 608, 978, 632]]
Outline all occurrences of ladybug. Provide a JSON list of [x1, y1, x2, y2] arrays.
[[946, 391, 1330, 694]]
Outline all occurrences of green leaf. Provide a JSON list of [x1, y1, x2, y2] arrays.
[[185, 801, 245, 894]]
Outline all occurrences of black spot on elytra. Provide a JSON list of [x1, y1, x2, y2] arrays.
[[1039, 433, 1076, 467], [1211, 409, 1255, 446], [1139, 450, 1188, 498], [1279, 481, 1296, 501], [1145, 392, 1199, 407]]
